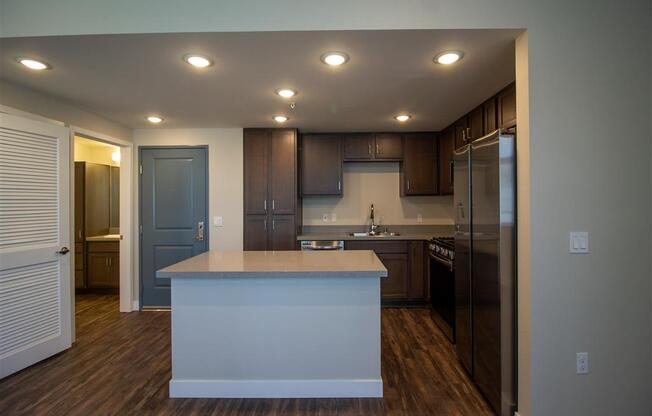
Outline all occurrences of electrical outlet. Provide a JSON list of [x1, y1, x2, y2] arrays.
[[417, 214, 423, 223], [322, 214, 328, 222], [331, 213, 337, 222], [576, 352, 589, 374], [569, 232, 589, 254]]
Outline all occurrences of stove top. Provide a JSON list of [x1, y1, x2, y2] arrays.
[[429, 236, 455, 261]]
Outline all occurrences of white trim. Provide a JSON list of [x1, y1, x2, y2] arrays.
[[0, 104, 65, 126], [132, 300, 139, 311], [169, 379, 383, 398], [70, 125, 134, 313]]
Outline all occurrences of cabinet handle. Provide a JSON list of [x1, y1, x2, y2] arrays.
[[272, 199, 275, 211], [462, 129, 466, 142], [376, 143, 380, 154], [264, 219, 267, 231], [466, 127, 471, 139], [264, 200, 267, 212], [273, 219, 275, 231], [338, 180, 341, 191], [407, 180, 411, 191], [105, 258, 108, 267], [368, 143, 372, 155]]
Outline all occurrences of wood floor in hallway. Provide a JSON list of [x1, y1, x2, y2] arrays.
[[0, 294, 494, 416]]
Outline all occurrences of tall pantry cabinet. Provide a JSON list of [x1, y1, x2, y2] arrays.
[[243, 128, 300, 250]]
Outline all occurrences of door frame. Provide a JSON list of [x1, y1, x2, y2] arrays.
[[137, 145, 209, 309], [71, 126, 134, 313]]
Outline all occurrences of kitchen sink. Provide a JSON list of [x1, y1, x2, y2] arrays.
[[348, 232, 401, 237]]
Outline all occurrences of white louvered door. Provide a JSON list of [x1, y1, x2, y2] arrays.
[[0, 112, 71, 378]]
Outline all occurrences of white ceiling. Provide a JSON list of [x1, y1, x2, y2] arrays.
[[0, 30, 518, 132]]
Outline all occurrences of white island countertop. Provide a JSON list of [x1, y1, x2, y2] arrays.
[[157, 250, 387, 279]]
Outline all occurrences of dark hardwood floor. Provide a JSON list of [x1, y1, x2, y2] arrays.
[[0, 294, 493, 416]]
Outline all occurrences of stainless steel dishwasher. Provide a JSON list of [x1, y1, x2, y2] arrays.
[[300, 240, 344, 251]]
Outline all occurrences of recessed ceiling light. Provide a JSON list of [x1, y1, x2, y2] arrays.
[[320, 52, 349, 66], [146, 116, 164, 124], [395, 114, 411, 122], [434, 51, 463, 65], [183, 54, 213, 68], [16, 57, 50, 70], [273, 115, 289, 123], [276, 88, 297, 98]]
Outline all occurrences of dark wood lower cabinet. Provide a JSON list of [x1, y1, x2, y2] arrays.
[[86, 241, 119, 289], [345, 240, 428, 304], [244, 215, 268, 250], [270, 215, 296, 250]]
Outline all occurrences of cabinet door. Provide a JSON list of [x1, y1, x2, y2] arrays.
[[244, 215, 268, 251], [408, 241, 426, 300], [87, 253, 113, 288], [439, 127, 455, 196], [270, 215, 296, 251], [497, 83, 516, 128], [85, 163, 110, 237], [454, 117, 469, 149], [343, 133, 374, 161], [244, 129, 269, 215], [301, 134, 342, 196], [468, 105, 484, 141], [402, 133, 438, 196], [377, 253, 409, 300], [74, 162, 85, 242], [270, 129, 296, 215], [374, 133, 403, 160], [110, 166, 120, 228], [484, 97, 497, 134], [109, 253, 120, 288]]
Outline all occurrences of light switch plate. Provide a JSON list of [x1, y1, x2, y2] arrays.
[[569, 231, 589, 254], [331, 213, 337, 222], [214, 216, 223, 227]]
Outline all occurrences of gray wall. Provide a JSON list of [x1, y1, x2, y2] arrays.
[[0, 79, 131, 141], [2, 1, 651, 415]]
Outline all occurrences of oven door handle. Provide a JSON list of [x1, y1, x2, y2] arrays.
[[429, 253, 454, 272]]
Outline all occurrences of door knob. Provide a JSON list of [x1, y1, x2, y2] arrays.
[[57, 247, 70, 255]]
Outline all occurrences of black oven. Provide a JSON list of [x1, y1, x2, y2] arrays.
[[429, 237, 455, 343]]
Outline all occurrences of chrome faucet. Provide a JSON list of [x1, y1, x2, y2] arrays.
[[369, 204, 379, 235]]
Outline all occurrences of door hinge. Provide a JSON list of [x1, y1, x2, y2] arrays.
[[139, 165, 143, 174]]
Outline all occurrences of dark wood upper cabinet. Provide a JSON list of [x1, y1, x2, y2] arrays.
[[401, 132, 438, 196], [454, 117, 469, 149], [439, 127, 455, 196], [243, 128, 299, 251], [343, 133, 374, 161], [270, 129, 296, 215], [373, 133, 403, 160], [244, 129, 269, 215], [484, 97, 497, 134], [74, 162, 86, 243], [85, 162, 110, 237], [109, 166, 120, 229], [497, 83, 516, 128], [468, 105, 484, 142], [301, 134, 342, 196]]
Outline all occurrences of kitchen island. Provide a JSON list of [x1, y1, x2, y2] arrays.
[[157, 250, 387, 398]]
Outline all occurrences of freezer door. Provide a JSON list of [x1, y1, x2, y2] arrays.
[[453, 144, 472, 374], [470, 130, 515, 416]]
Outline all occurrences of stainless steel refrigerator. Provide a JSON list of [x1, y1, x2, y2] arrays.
[[454, 129, 516, 416]]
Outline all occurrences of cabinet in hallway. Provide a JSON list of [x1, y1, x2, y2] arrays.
[[243, 128, 300, 250]]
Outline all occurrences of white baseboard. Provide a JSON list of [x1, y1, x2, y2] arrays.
[[515, 412, 523, 416], [169, 379, 383, 398], [132, 300, 139, 311]]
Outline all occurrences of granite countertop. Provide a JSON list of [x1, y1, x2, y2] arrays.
[[86, 234, 122, 242], [157, 250, 388, 279], [297, 225, 454, 242]]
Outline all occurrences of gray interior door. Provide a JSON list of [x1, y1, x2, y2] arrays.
[[140, 147, 208, 307]]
